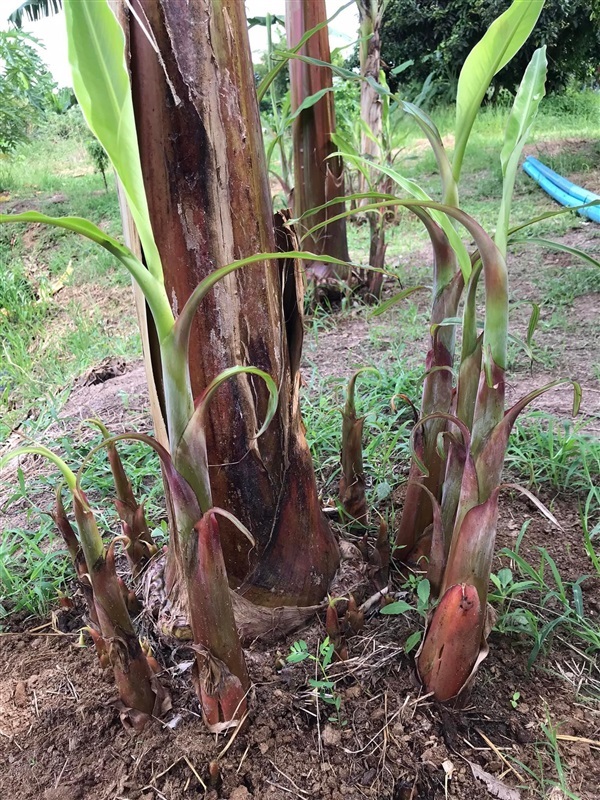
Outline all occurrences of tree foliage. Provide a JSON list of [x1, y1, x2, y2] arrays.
[[0, 30, 55, 153], [380, 0, 600, 98], [8, 0, 62, 28]]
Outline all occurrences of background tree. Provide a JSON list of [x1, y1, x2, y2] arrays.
[[8, 0, 62, 27], [356, 0, 388, 166], [0, 30, 55, 153], [354, 0, 391, 297], [379, 0, 600, 97], [286, 0, 350, 276]]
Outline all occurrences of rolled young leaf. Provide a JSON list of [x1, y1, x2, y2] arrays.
[[453, 0, 545, 184], [50, 484, 100, 629], [496, 47, 547, 256], [64, 0, 163, 281], [87, 419, 156, 576], [338, 367, 379, 525]]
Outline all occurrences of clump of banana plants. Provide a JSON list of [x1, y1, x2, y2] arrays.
[[0, 0, 353, 730], [342, 2, 584, 701], [410, 208, 579, 702], [0, 444, 170, 731], [295, 0, 583, 699]]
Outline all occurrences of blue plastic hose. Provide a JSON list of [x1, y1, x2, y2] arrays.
[[522, 156, 600, 223], [525, 156, 599, 204]]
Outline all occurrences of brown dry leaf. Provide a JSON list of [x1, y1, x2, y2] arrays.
[[232, 591, 321, 644], [469, 761, 521, 800]]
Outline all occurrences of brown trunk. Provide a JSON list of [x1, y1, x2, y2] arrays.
[[356, 2, 388, 291], [366, 213, 386, 298], [357, 1, 383, 166], [286, 0, 349, 276], [116, 0, 338, 606]]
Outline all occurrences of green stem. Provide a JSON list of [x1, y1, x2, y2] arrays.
[[160, 332, 212, 512]]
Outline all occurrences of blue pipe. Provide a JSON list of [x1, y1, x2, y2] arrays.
[[525, 156, 599, 204], [522, 156, 600, 223]]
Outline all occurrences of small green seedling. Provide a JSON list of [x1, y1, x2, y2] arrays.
[[287, 637, 344, 724], [380, 577, 431, 654], [510, 691, 521, 709]]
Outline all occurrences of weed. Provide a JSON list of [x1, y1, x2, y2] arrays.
[[380, 576, 431, 653], [505, 413, 600, 495], [509, 709, 583, 798], [581, 484, 600, 577], [287, 637, 345, 724], [536, 266, 600, 308], [490, 521, 600, 665]]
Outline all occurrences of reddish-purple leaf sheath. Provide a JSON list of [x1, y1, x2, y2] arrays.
[[339, 414, 368, 525], [442, 490, 501, 607], [188, 513, 249, 724], [417, 583, 483, 702]]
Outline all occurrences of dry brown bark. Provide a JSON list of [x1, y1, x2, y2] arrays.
[[114, 0, 339, 606], [286, 0, 349, 276]]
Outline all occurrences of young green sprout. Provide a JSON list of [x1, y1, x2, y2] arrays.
[[0, 444, 169, 730], [339, 368, 378, 526]]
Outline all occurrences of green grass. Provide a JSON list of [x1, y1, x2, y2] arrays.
[[0, 114, 139, 440], [536, 265, 600, 309], [507, 709, 585, 799], [492, 524, 600, 665], [506, 413, 600, 495], [0, 521, 72, 620], [301, 361, 421, 509]]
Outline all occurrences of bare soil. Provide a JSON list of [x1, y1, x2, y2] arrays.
[[1, 504, 599, 800]]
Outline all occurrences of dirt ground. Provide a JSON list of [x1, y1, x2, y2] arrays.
[[1, 498, 599, 800], [1, 179, 600, 798]]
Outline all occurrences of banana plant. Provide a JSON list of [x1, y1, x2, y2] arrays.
[[262, 12, 292, 199], [349, 3, 549, 567], [0, 444, 170, 731], [285, 0, 350, 277], [0, 0, 355, 726], [355, 0, 390, 172], [332, 69, 406, 298], [87, 419, 157, 577], [106, 0, 341, 606], [95, 431, 254, 730], [296, 186, 580, 700], [338, 368, 379, 525]]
